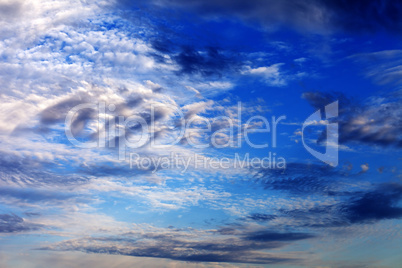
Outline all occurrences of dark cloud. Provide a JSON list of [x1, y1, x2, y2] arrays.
[[342, 182, 402, 223], [245, 230, 316, 242], [24, 212, 41, 217], [280, 203, 350, 228], [116, 0, 402, 34], [303, 91, 402, 148], [149, 43, 242, 77], [115, 2, 248, 78], [255, 163, 339, 195], [302, 91, 353, 113], [246, 213, 277, 222], [40, 98, 85, 126], [267, 176, 332, 194], [38, 96, 99, 137], [36, 92, 148, 143], [323, 0, 402, 34], [0, 152, 90, 187], [0, 1, 23, 21], [0, 213, 41, 233], [69, 108, 97, 137], [217, 226, 238, 235], [276, 183, 402, 227], [0, 187, 84, 204], [40, 229, 316, 264], [173, 46, 239, 77]]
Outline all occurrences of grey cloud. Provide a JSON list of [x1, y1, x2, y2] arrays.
[[0, 152, 90, 187], [246, 213, 277, 222], [303, 91, 402, 148], [173, 46, 240, 77], [38, 96, 98, 137], [273, 183, 402, 228], [245, 230, 316, 242], [255, 162, 340, 195], [0, 187, 85, 204], [24, 212, 41, 217], [0, 1, 23, 21], [342, 182, 402, 223], [40, 229, 315, 264], [40, 98, 86, 126], [0, 213, 42, 233]]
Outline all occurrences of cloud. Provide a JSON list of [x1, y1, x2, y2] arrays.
[[173, 46, 240, 77], [246, 213, 277, 222], [303, 91, 402, 148], [360, 163, 369, 173], [40, 98, 86, 126], [116, 0, 402, 34], [351, 50, 402, 86], [0, 152, 90, 188], [0, 187, 81, 203], [270, 183, 402, 228], [242, 63, 287, 86], [255, 162, 340, 195], [39, 227, 313, 264], [0, 213, 42, 233], [0, 1, 400, 267], [341, 183, 402, 224], [245, 230, 316, 242], [0, 0, 22, 20]]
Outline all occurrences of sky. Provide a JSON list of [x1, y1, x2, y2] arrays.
[[0, 0, 401, 267]]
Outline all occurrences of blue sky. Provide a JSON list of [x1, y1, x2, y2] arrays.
[[0, 0, 401, 267]]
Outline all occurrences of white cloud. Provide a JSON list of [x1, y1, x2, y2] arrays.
[[242, 63, 287, 86]]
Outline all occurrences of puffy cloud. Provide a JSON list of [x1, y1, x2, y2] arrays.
[[360, 163, 369, 173]]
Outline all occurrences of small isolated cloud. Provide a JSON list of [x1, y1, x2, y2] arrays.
[[185, 86, 202, 98], [360, 163, 369, 173], [243, 63, 287, 86], [294, 57, 307, 63]]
